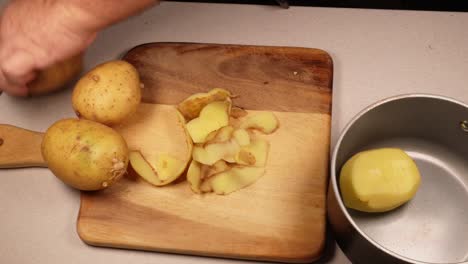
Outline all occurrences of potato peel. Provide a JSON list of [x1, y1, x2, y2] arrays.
[[205, 126, 234, 145], [202, 166, 266, 195], [193, 139, 240, 166], [235, 149, 256, 166], [232, 128, 250, 146], [200, 160, 230, 180], [235, 138, 269, 167], [177, 88, 231, 121], [240, 112, 279, 134], [230, 106, 248, 119], [128, 108, 193, 187], [187, 160, 202, 193], [186, 100, 231, 143], [129, 151, 163, 186], [129, 88, 280, 195]]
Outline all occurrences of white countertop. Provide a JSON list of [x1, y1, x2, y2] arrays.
[[1, 2, 468, 263]]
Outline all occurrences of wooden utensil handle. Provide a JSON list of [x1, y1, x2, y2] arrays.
[[0, 124, 46, 168]]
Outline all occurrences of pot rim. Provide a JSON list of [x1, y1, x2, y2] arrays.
[[330, 93, 468, 264]]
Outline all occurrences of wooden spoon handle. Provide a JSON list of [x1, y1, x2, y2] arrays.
[[0, 124, 46, 168]]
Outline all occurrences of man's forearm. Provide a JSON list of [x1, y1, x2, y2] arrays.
[[65, 0, 159, 33], [0, 0, 160, 96]]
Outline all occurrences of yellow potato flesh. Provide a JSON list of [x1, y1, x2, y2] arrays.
[[154, 154, 186, 181], [187, 160, 202, 193], [187, 160, 232, 194], [130, 152, 189, 185], [203, 166, 265, 195], [192, 139, 240, 165], [339, 148, 421, 213], [232, 128, 250, 146], [186, 101, 230, 143], [240, 112, 279, 134], [205, 125, 234, 144], [129, 151, 163, 185]]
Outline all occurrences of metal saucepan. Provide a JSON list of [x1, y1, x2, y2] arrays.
[[328, 94, 468, 264]]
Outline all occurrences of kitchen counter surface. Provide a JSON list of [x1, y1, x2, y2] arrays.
[[1, 2, 468, 264]]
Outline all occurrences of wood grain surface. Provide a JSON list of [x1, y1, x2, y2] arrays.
[[77, 42, 333, 263], [0, 124, 45, 168], [124, 43, 332, 114]]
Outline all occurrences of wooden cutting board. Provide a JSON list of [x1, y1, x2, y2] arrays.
[[77, 43, 333, 263]]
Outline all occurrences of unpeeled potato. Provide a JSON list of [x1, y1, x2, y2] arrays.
[[72, 60, 141, 126], [41, 118, 129, 191], [28, 54, 83, 96]]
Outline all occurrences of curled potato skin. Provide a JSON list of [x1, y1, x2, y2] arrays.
[[41, 118, 129, 191]]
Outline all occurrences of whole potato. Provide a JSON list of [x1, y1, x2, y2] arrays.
[[41, 118, 129, 191], [72, 60, 141, 126], [28, 54, 83, 96]]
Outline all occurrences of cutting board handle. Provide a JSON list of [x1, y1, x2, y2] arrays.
[[0, 124, 46, 168]]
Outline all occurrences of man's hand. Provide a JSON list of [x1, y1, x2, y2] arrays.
[[0, 0, 157, 96]]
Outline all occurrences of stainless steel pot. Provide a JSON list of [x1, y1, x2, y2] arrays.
[[328, 94, 468, 264]]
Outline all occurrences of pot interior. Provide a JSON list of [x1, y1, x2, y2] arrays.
[[335, 95, 468, 263]]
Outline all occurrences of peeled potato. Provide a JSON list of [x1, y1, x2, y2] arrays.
[[41, 118, 128, 191], [72, 60, 141, 126], [29, 54, 83, 96], [339, 148, 421, 213], [178, 88, 231, 120]]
